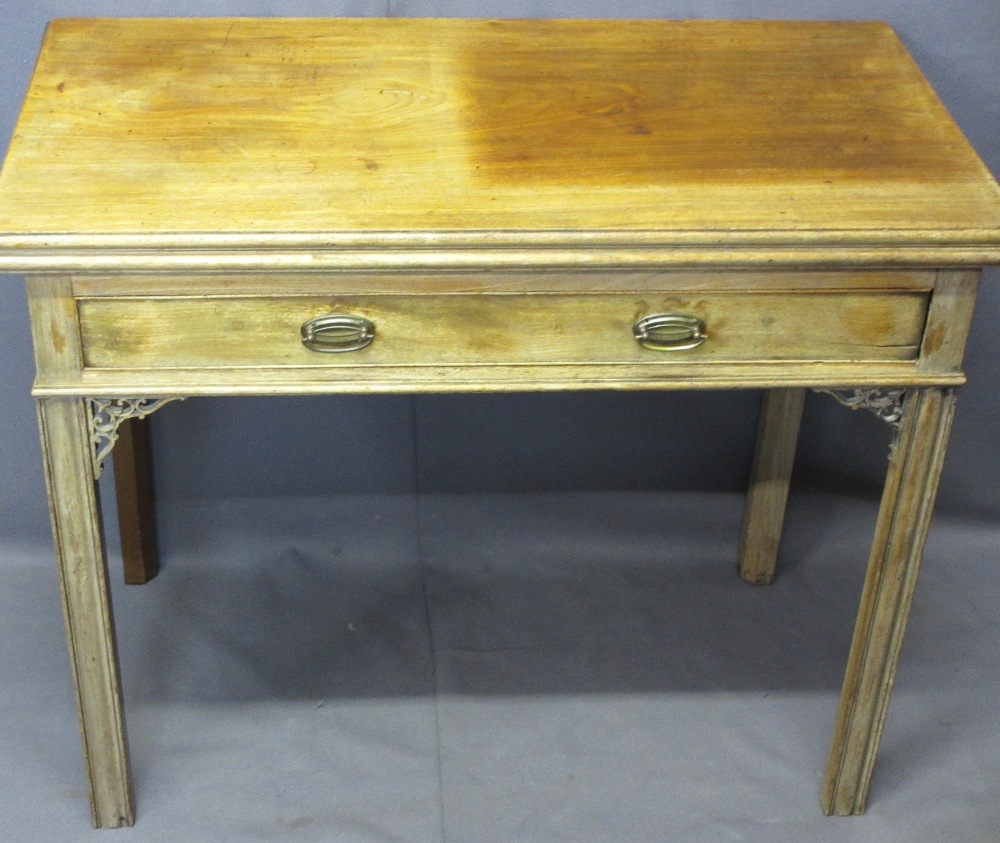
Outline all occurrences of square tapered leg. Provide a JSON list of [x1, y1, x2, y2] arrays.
[[738, 388, 806, 585], [112, 416, 160, 585]]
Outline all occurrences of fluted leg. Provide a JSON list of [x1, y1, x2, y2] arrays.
[[37, 396, 134, 828], [822, 387, 956, 815]]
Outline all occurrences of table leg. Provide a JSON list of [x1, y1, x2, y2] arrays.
[[37, 396, 135, 828], [112, 416, 160, 585], [737, 387, 806, 585], [821, 387, 956, 815]]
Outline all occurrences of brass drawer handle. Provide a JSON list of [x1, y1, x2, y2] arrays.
[[301, 314, 375, 352], [633, 312, 707, 351]]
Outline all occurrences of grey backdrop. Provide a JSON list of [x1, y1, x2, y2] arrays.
[[0, 0, 998, 537]]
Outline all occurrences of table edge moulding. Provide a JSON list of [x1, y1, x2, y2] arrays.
[[1, 17, 999, 828]]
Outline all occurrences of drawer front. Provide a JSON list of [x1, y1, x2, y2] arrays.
[[78, 291, 929, 370]]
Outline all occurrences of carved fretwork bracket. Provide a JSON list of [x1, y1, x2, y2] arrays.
[[87, 398, 185, 480], [814, 388, 906, 428]]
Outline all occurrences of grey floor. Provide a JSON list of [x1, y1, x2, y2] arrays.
[[2, 490, 999, 842]]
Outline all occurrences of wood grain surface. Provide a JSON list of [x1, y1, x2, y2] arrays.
[[0, 18, 998, 269], [77, 290, 929, 369]]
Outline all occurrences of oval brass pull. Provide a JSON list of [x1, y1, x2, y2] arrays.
[[301, 314, 375, 353], [633, 312, 707, 351]]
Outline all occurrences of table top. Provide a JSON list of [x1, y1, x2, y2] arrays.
[[1, 17, 999, 270]]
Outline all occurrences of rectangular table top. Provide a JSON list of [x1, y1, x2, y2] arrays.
[[1, 18, 999, 269]]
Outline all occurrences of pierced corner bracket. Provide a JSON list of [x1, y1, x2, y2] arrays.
[[814, 388, 906, 428], [87, 397, 185, 480]]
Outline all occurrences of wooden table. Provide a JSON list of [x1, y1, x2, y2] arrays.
[[1, 18, 999, 829]]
